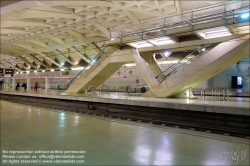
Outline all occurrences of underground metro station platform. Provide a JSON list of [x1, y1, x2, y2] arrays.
[[1, 0, 250, 165]]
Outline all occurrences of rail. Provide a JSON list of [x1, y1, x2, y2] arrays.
[[57, 46, 107, 90], [109, 2, 249, 40], [155, 43, 220, 83], [86, 86, 96, 94], [100, 85, 109, 94], [108, 85, 116, 94], [200, 87, 230, 101]]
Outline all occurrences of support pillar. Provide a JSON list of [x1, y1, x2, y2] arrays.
[[27, 77, 31, 91], [45, 76, 49, 91], [11, 78, 16, 90]]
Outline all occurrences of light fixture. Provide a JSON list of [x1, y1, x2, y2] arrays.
[[34, 70, 37, 73], [51, 69, 54, 72], [128, 41, 153, 48], [202, 48, 206, 51], [60, 62, 64, 66], [71, 67, 84, 70], [205, 29, 228, 34], [37, 65, 40, 68], [60, 69, 64, 71], [42, 70, 45, 72], [163, 51, 170, 57], [26, 71, 30, 73], [204, 27, 231, 39], [27, 65, 30, 69], [241, 13, 249, 19], [75, 61, 79, 65], [91, 59, 96, 64], [148, 37, 175, 46], [158, 60, 180, 64], [125, 63, 136, 67]]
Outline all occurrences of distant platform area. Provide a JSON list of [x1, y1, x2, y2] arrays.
[[1, 90, 249, 116]]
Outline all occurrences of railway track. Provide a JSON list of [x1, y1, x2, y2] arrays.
[[1, 95, 249, 139]]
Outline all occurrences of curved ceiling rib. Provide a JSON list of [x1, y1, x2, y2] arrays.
[[2, 0, 237, 72]]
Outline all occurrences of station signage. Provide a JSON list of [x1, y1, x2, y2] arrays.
[[5, 69, 14, 75]]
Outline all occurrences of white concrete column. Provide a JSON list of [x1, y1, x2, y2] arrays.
[[27, 77, 31, 90], [11, 78, 16, 90], [45, 76, 49, 91]]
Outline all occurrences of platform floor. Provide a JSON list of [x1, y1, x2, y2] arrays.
[[1, 89, 249, 116], [1, 100, 249, 165]]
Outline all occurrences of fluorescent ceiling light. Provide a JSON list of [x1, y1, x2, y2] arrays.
[[158, 60, 180, 64], [60, 69, 64, 71], [128, 41, 153, 48], [125, 63, 136, 67], [241, 13, 249, 19], [205, 29, 228, 35], [71, 67, 84, 70], [34, 70, 37, 73], [148, 37, 175, 46], [75, 61, 79, 65], [205, 33, 231, 39], [51, 69, 54, 72], [204, 27, 231, 39], [163, 51, 170, 57], [26, 71, 30, 73]]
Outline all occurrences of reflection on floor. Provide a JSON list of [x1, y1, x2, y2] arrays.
[[1, 100, 249, 165]]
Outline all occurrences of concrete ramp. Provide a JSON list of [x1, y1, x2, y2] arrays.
[[140, 36, 249, 98]]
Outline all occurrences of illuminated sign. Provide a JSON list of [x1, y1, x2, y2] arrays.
[[5, 69, 14, 74]]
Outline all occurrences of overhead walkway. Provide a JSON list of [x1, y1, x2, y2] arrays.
[[139, 36, 249, 98], [105, 4, 250, 47]]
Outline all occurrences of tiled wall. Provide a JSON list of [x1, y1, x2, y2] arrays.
[[195, 61, 250, 91]]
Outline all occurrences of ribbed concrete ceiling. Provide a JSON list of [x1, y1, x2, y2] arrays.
[[1, 0, 245, 71]]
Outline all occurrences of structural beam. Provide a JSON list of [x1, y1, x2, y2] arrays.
[[16, 44, 60, 67], [2, 59, 22, 72]]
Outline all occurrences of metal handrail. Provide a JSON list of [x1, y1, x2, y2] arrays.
[[86, 86, 95, 94], [101, 85, 109, 94], [155, 45, 203, 79], [156, 43, 220, 83], [200, 87, 230, 101], [58, 46, 108, 90], [109, 4, 250, 40], [108, 85, 116, 94]]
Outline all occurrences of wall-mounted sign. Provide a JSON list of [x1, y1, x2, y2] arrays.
[[5, 68, 14, 74]]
